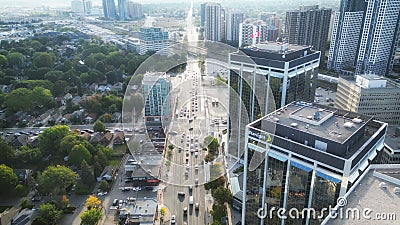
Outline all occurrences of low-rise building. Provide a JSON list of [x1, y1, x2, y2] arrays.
[[119, 198, 158, 225]]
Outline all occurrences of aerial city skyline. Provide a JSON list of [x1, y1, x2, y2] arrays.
[[0, 0, 399, 225]]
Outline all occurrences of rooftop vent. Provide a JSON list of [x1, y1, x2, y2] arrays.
[[352, 118, 362, 124], [290, 123, 298, 127], [379, 182, 387, 189], [394, 187, 400, 194], [314, 111, 321, 120], [273, 117, 279, 122], [344, 122, 354, 128]]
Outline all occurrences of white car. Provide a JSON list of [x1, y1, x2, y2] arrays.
[[171, 215, 176, 224]]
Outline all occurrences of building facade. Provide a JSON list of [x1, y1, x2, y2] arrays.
[[328, 0, 400, 76], [200, 3, 206, 27], [142, 72, 171, 126], [228, 43, 320, 159], [71, 0, 84, 13], [117, 0, 126, 21], [138, 27, 169, 55], [238, 19, 268, 47], [242, 102, 387, 225], [126, 1, 143, 20], [102, 0, 118, 20], [204, 2, 222, 41], [285, 5, 332, 59], [82, 0, 92, 14], [226, 11, 244, 44], [335, 74, 400, 125]]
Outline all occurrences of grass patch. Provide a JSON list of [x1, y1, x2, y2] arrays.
[[108, 159, 121, 166], [0, 206, 11, 213], [113, 143, 128, 154]]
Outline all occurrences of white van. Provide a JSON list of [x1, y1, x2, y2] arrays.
[[189, 196, 193, 205]]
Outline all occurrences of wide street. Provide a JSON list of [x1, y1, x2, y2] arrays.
[[157, 3, 229, 225]]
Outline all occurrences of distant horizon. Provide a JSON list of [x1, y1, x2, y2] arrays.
[[2, 0, 339, 9]]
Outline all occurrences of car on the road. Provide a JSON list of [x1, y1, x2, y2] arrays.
[[31, 196, 41, 202], [195, 178, 199, 186], [169, 131, 178, 135], [195, 164, 198, 170], [195, 202, 199, 210], [171, 215, 176, 224], [188, 127, 193, 131], [189, 185, 192, 192], [178, 192, 185, 196], [112, 199, 118, 206], [183, 207, 188, 215], [195, 152, 198, 157]]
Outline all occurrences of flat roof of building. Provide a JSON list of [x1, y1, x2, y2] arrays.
[[326, 169, 400, 225], [261, 102, 370, 144], [242, 42, 309, 53], [142, 72, 168, 84], [384, 126, 400, 151]]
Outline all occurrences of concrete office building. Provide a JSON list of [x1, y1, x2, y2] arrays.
[[242, 101, 387, 225], [126, 1, 143, 20], [335, 74, 400, 125], [228, 42, 320, 159], [138, 27, 169, 55], [328, 0, 400, 76], [226, 11, 244, 44], [142, 72, 171, 127], [204, 2, 222, 41], [102, 0, 118, 20], [285, 5, 332, 59]]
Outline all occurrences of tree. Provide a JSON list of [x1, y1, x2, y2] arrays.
[[0, 164, 18, 195], [168, 144, 174, 150], [80, 160, 94, 186], [80, 208, 102, 225], [38, 165, 77, 195], [39, 125, 70, 156], [0, 54, 7, 67], [4, 88, 33, 112], [32, 52, 55, 68], [0, 139, 15, 166], [68, 144, 91, 166], [52, 80, 68, 97], [36, 203, 62, 225], [160, 207, 167, 217], [31, 86, 54, 108], [93, 121, 106, 133], [212, 186, 233, 205], [61, 195, 70, 209], [13, 184, 29, 197], [7, 52, 23, 68], [99, 180, 110, 192], [101, 113, 112, 123], [85, 195, 101, 209]]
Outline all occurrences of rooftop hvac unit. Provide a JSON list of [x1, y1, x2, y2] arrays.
[[352, 118, 362, 124], [379, 182, 387, 189], [394, 187, 400, 194], [290, 123, 298, 127], [344, 122, 354, 128]]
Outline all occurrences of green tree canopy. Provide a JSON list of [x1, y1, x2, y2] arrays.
[[32, 52, 55, 68], [7, 52, 23, 68], [80, 160, 94, 186], [0, 54, 8, 67], [0, 164, 18, 195], [39, 125, 70, 156], [36, 203, 63, 225], [68, 144, 91, 166], [93, 121, 106, 133], [0, 139, 15, 166], [80, 208, 102, 225], [38, 165, 77, 195], [212, 186, 233, 205]]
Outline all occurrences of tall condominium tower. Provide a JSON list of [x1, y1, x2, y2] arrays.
[[285, 5, 332, 59], [328, 0, 400, 76], [82, 0, 92, 14], [226, 11, 244, 44], [204, 2, 222, 41], [117, 0, 126, 21], [138, 27, 169, 55], [126, 1, 143, 20], [102, 0, 118, 20]]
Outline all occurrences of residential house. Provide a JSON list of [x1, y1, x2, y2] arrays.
[[100, 132, 114, 146], [113, 82, 123, 92], [90, 132, 103, 145], [9, 208, 35, 225], [71, 109, 85, 122], [71, 96, 82, 106], [84, 113, 97, 124], [113, 132, 125, 145], [89, 83, 98, 92], [98, 85, 111, 92], [9, 134, 29, 148]]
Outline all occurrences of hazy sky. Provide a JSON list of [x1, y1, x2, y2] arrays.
[[2, 0, 339, 8]]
